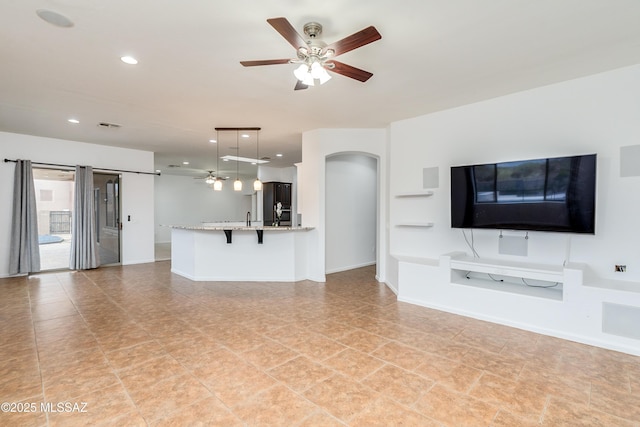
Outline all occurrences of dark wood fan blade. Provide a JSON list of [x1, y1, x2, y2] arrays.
[[294, 80, 308, 91], [240, 59, 291, 67], [267, 17, 308, 50], [324, 26, 381, 57], [326, 60, 373, 82]]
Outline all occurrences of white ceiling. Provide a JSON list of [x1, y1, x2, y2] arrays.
[[2, 0, 640, 178]]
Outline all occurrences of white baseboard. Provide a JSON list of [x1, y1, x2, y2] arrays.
[[325, 261, 376, 275]]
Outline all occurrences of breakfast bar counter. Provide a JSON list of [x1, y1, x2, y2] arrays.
[[168, 225, 315, 282]]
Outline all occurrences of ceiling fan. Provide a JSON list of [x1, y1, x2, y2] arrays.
[[240, 17, 382, 90], [194, 171, 226, 185]]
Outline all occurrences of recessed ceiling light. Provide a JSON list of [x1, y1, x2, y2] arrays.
[[120, 56, 138, 65], [209, 139, 217, 143], [241, 134, 250, 138], [182, 161, 189, 165], [155, 169, 161, 173], [36, 9, 74, 28], [276, 153, 283, 157], [68, 118, 79, 124], [223, 159, 229, 162]]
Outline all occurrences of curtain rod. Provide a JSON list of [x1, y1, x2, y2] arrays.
[[3, 158, 160, 176]]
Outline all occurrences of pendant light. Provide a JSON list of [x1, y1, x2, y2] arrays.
[[233, 129, 242, 191], [253, 129, 262, 191], [213, 129, 223, 191]]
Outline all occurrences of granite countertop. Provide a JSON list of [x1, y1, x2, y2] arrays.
[[164, 225, 314, 231]]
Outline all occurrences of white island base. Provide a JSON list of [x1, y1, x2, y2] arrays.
[[170, 226, 314, 282]]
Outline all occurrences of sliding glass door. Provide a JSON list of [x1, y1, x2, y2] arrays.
[[93, 173, 121, 265], [33, 168, 121, 270], [33, 168, 74, 270]]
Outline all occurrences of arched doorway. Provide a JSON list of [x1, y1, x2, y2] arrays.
[[325, 153, 378, 275]]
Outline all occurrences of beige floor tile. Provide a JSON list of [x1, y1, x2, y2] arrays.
[[117, 355, 188, 393], [150, 396, 243, 427], [297, 411, 346, 426], [206, 362, 279, 408], [1, 264, 640, 426], [268, 356, 334, 392], [105, 340, 167, 370], [233, 384, 317, 425], [371, 341, 427, 370], [414, 384, 499, 427], [127, 373, 213, 422], [0, 373, 43, 402], [337, 329, 390, 353], [469, 372, 547, 419], [349, 397, 441, 427], [303, 374, 380, 422], [241, 339, 299, 370], [413, 351, 483, 393], [491, 410, 542, 427], [461, 347, 526, 380], [589, 382, 640, 421], [361, 364, 434, 406], [543, 396, 636, 426], [322, 348, 385, 380]]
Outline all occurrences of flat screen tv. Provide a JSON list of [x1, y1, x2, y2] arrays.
[[451, 154, 596, 233]]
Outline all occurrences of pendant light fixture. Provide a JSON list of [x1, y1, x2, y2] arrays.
[[253, 129, 262, 191], [233, 129, 242, 191], [213, 128, 223, 191]]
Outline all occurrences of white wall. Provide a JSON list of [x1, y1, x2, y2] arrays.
[[300, 129, 387, 282], [389, 64, 640, 284], [386, 64, 640, 354], [0, 131, 155, 276], [325, 154, 377, 274], [154, 175, 253, 243]]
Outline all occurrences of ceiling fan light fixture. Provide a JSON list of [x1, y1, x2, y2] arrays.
[[302, 73, 315, 86], [205, 176, 215, 185], [310, 61, 323, 78], [318, 67, 332, 84], [293, 64, 308, 81]]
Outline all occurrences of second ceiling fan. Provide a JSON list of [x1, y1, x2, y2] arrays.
[[240, 17, 381, 90]]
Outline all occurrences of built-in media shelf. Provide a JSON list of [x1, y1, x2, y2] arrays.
[[395, 190, 434, 198], [447, 253, 565, 301], [584, 278, 640, 294], [394, 189, 435, 228]]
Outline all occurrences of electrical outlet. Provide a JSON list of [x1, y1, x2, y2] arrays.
[[615, 265, 627, 272]]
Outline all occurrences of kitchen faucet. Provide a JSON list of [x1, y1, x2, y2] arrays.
[[246, 211, 251, 226]]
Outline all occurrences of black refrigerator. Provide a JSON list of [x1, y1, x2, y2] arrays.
[[262, 182, 292, 225]]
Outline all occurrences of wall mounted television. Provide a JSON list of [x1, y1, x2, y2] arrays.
[[450, 154, 596, 233]]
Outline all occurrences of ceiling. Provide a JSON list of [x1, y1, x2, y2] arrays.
[[2, 1, 640, 179]]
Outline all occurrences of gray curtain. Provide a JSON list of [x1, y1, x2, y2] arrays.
[[70, 165, 100, 270], [9, 160, 41, 275]]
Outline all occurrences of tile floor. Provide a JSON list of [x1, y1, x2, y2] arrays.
[[1, 263, 639, 426]]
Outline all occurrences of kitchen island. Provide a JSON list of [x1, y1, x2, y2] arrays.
[[168, 225, 315, 282]]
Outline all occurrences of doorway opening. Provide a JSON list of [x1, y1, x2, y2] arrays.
[[33, 168, 121, 270], [325, 153, 378, 276], [33, 168, 74, 270]]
